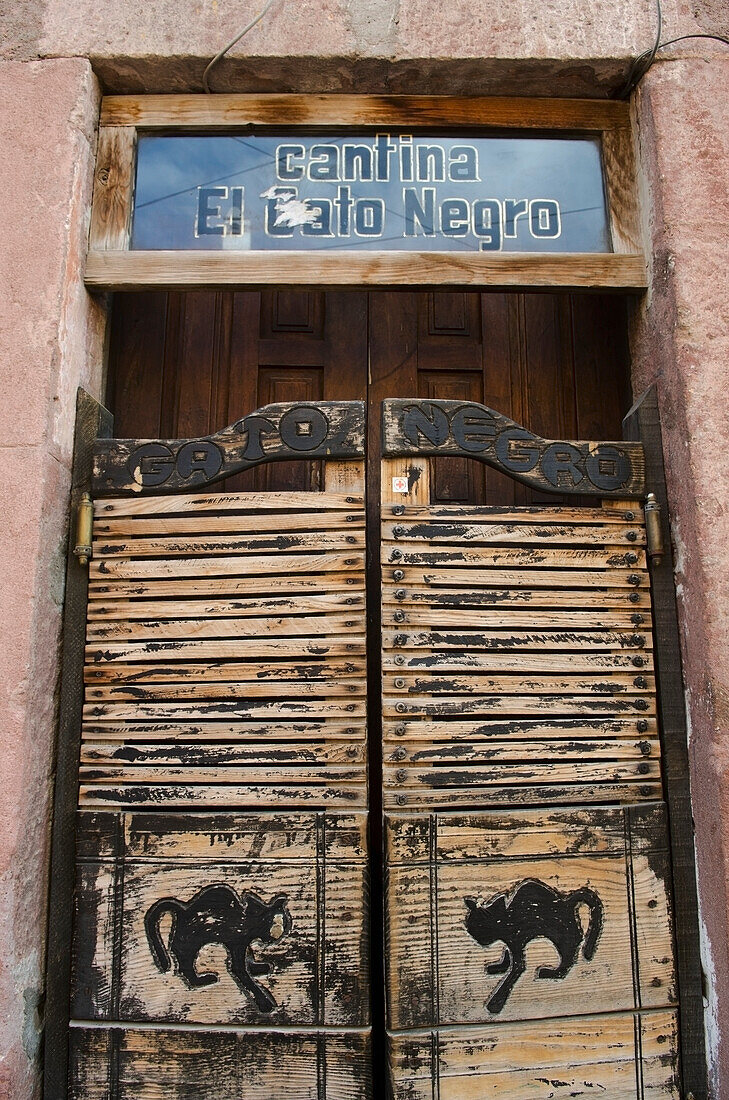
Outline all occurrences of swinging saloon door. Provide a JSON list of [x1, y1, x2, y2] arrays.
[[49, 289, 699, 1098]]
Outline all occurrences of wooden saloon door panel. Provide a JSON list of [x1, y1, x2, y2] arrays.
[[380, 399, 681, 1099], [67, 401, 371, 1098]]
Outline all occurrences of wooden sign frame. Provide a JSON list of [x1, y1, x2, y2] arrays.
[[85, 95, 646, 291]]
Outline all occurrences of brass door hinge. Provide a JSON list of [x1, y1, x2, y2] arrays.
[[73, 492, 94, 565], [644, 491, 664, 567]]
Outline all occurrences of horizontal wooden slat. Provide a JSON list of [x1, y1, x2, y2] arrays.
[[384, 504, 643, 523], [89, 572, 365, 599], [383, 717, 657, 741], [382, 651, 654, 673], [383, 672, 655, 694], [383, 521, 645, 545], [81, 764, 364, 784], [82, 721, 365, 742], [95, 511, 364, 536], [382, 629, 652, 651], [382, 607, 647, 629], [382, 694, 654, 717], [384, 759, 661, 787], [85, 679, 366, 702], [90, 551, 364, 580], [78, 782, 367, 808], [384, 739, 660, 763], [94, 530, 365, 558], [83, 699, 366, 721], [95, 490, 363, 516], [86, 612, 365, 642], [80, 741, 366, 766], [86, 636, 366, 662], [87, 592, 366, 621], [381, 545, 646, 568], [382, 566, 647, 589], [383, 781, 662, 809], [84, 658, 366, 684], [383, 585, 651, 608]]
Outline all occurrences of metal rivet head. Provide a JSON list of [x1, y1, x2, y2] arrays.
[[391, 550, 402, 561], [627, 531, 638, 542], [392, 748, 406, 761], [346, 536, 356, 544], [396, 794, 407, 805], [634, 676, 648, 688], [394, 634, 407, 647], [632, 656, 645, 667], [393, 610, 405, 623], [395, 589, 406, 600], [638, 762, 650, 775], [396, 769, 407, 782], [392, 505, 404, 516], [629, 591, 640, 603], [636, 698, 650, 711], [394, 723, 406, 736], [393, 525, 405, 537], [394, 655, 405, 666], [631, 613, 645, 625], [393, 569, 404, 581], [628, 574, 641, 586], [626, 552, 639, 565], [625, 510, 635, 521], [638, 740, 651, 756], [394, 677, 405, 689], [396, 702, 407, 713], [631, 634, 645, 647], [640, 785, 652, 796], [637, 719, 649, 733]]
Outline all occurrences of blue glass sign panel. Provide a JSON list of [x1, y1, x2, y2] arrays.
[[131, 133, 611, 253]]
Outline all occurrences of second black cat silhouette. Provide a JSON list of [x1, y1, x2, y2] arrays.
[[145, 883, 292, 1013], [464, 879, 604, 1014]]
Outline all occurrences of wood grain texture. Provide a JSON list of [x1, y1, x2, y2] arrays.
[[72, 811, 369, 1027], [93, 401, 365, 496], [70, 1027, 372, 1100], [88, 127, 136, 251], [382, 400, 645, 499], [99, 94, 631, 130], [388, 1010, 679, 1099], [85, 250, 648, 291], [385, 804, 676, 1031]]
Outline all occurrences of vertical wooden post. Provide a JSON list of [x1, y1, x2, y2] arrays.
[[43, 389, 113, 1100], [623, 386, 708, 1100]]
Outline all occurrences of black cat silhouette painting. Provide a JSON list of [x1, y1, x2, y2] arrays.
[[464, 879, 604, 1015], [144, 884, 292, 1013]]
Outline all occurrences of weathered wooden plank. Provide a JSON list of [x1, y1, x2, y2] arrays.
[[81, 741, 367, 766], [383, 717, 657, 742], [382, 629, 652, 651], [382, 566, 648, 589], [384, 739, 660, 764], [382, 651, 654, 673], [90, 551, 364, 580], [70, 1027, 373, 1100], [86, 636, 367, 663], [82, 720, 366, 742], [95, 490, 364, 516], [81, 764, 364, 784], [385, 805, 674, 1029], [388, 1011, 679, 1100], [93, 401, 366, 496], [382, 399, 645, 499], [84, 658, 366, 684], [382, 607, 648, 629], [383, 672, 655, 694], [383, 782, 663, 809], [83, 699, 367, 721], [383, 585, 651, 608], [385, 758, 660, 788], [383, 694, 655, 717], [93, 529, 366, 558], [383, 520, 644, 545], [85, 680, 366, 702], [95, 511, 365, 536], [381, 544, 646, 569], [385, 504, 643, 523], [78, 783, 367, 808], [89, 572, 366, 599], [88, 126, 135, 251], [86, 612, 365, 642], [87, 592, 366, 621]]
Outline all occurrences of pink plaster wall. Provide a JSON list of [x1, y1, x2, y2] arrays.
[[632, 56, 729, 1097], [0, 59, 104, 1099]]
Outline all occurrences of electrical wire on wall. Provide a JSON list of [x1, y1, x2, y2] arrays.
[[617, 0, 729, 98], [203, 0, 278, 93]]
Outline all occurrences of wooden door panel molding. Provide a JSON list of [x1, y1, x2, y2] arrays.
[[382, 398, 645, 499], [93, 399, 365, 496]]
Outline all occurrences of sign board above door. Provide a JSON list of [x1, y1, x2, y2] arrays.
[[85, 95, 646, 290], [131, 133, 610, 255]]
